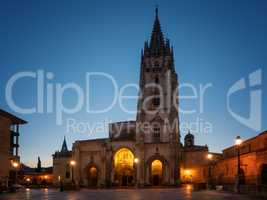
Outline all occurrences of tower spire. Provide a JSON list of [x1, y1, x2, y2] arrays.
[[149, 7, 165, 54], [61, 136, 68, 152], [155, 5, 159, 19]]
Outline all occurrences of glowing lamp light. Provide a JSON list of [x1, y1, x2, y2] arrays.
[[185, 170, 191, 175], [134, 158, 139, 164], [235, 136, 243, 146], [207, 153, 213, 160], [44, 175, 48, 179], [13, 162, 19, 168], [70, 160, 76, 166], [26, 188, 30, 191], [26, 178, 31, 182]]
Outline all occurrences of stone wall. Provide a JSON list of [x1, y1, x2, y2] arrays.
[[0, 116, 11, 187], [53, 156, 72, 185]]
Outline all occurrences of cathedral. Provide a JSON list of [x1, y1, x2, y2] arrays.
[[53, 8, 215, 187]]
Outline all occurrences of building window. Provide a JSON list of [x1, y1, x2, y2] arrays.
[[153, 127, 160, 141], [203, 169, 206, 177], [155, 77, 159, 84], [225, 164, 229, 175], [153, 97, 160, 107], [261, 164, 267, 185], [66, 164, 70, 179], [152, 67, 161, 73]]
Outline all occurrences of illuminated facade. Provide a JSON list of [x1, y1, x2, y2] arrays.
[[52, 9, 215, 187], [0, 109, 27, 190], [213, 131, 267, 186]]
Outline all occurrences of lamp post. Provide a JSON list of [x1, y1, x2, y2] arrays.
[[235, 136, 242, 194], [12, 161, 19, 185], [70, 160, 76, 185], [134, 158, 139, 188], [207, 153, 213, 189]]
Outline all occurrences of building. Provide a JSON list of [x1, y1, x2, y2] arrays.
[[52, 137, 72, 185], [19, 157, 53, 186], [181, 132, 222, 184], [0, 109, 27, 189], [213, 131, 267, 189], [53, 9, 216, 187]]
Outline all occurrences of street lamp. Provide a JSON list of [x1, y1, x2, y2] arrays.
[[134, 158, 139, 187], [207, 153, 213, 189], [13, 162, 19, 168], [12, 161, 19, 185], [70, 160, 76, 185], [235, 136, 243, 194], [235, 136, 242, 146]]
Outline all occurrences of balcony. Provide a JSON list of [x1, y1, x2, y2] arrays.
[[11, 130, 20, 137]]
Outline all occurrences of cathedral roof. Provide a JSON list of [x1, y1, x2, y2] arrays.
[[183, 145, 209, 152]]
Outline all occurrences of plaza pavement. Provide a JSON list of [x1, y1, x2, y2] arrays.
[[0, 188, 263, 200]]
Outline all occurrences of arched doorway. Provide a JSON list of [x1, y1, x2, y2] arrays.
[[239, 169, 245, 185], [114, 148, 135, 186], [151, 160, 163, 186], [87, 166, 98, 187], [260, 164, 267, 185]]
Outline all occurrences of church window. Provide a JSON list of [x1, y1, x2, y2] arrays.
[[153, 127, 160, 140], [152, 61, 161, 73], [153, 67, 161, 73]]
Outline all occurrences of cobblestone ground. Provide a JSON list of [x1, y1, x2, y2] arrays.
[[0, 188, 263, 200]]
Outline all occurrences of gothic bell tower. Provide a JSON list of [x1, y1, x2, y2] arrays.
[[136, 8, 180, 145]]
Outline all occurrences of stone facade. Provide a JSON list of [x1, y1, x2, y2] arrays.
[[52, 9, 215, 187], [20, 163, 53, 186], [0, 109, 27, 189], [213, 131, 267, 186], [181, 133, 222, 184], [52, 137, 72, 185]]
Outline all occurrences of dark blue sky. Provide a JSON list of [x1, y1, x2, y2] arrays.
[[0, 0, 266, 167]]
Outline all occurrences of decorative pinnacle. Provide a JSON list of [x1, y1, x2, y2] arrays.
[[155, 5, 159, 19]]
